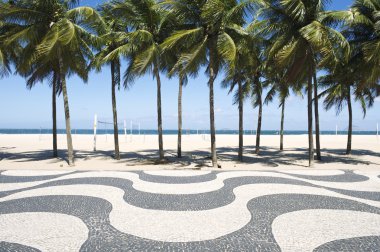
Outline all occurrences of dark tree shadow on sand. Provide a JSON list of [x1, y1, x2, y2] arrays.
[[1, 146, 379, 168]]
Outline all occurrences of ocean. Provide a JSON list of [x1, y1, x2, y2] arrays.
[[0, 129, 377, 135]]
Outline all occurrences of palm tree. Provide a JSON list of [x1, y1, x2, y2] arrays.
[[313, 67, 321, 160], [264, 70, 289, 151], [318, 0, 380, 155], [104, 0, 177, 162], [251, 69, 264, 155], [257, 0, 349, 166], [18, 59, 62, 158], [221, 38, 255, 161], [319, 60, 380, 155], [1, 0, 102, 166], [176, 71, 187, 158], [347, 0, 380, 83], [164, 61, 188, 158], [222, 71, 246, 161], [92, 3, 126, 160], [160, 26, 188, 159], [1, 2, 62, 158], [161, 0, 249, 167]]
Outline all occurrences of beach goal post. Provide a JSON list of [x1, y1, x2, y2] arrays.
[[93, 114, 97, 151]]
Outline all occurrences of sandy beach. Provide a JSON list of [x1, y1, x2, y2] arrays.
[[0, 134, 379, 170]]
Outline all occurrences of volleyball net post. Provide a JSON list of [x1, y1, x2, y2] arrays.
[[93, 114, 97, 151], [130, 120, 133, 141], [123, 120, 126, 142]]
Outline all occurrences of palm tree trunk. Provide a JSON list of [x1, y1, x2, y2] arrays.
[[313, 71, 321, 160], [255, 94, 262, 155], [52, 71, 58, 158], [280, 100, 285, 151], [238, 81, 243, 161], [58, 52, 74, 166], [153, 63, 164, 160], [208, 42, 218, 168], [177, 75, 183, 158], [346, 85, 353, 155], [111, 60, 120, 160], [308, 71, 314, 167]]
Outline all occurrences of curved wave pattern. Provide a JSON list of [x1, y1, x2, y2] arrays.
[[143, 170, 212, 177], [2, 170, 75, 177], [0, 170, 80, 183], [272, 209, 380, 252], [313, 236, 380, 252], [0, 169, 380, 251], [0, 241, 41, 252], [0, 212, 88, 252], [278, 169, 369, 182]]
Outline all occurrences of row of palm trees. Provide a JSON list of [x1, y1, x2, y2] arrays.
[[0, 0, 379, 167]]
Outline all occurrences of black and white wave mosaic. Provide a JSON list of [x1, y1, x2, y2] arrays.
[[1, 169, 380, 251]]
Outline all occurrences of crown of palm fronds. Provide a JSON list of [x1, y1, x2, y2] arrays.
[[345, 0, 380, 83], [255, 0, 350, 85], [0, 20, 21, 77], [0, 0, 102, 86], [99, 0, 178, 88], [318, 53, 380, 117], [161, 0, 253, 80]]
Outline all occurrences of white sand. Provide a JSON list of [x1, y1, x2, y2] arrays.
[[0, 134, 379, 170]]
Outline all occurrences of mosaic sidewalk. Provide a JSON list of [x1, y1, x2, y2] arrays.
[[1, 169, 380, 251]]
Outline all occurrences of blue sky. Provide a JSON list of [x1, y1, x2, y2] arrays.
[[2, 0, 378, 131]]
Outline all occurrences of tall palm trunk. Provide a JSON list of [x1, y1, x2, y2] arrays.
[[177, 75, 183, 158], [52, 71, 58, 158], [307, 71, 314, 167], [255, 88, 262, 155], [208, 42, 218, 168], [346, 85, 353, 155], [280, 100, 285, 151], [153, 63, 164, 160], [313, 71, 321, 160], [58, 52, 74, 166], [238, 81, 243, 161], [111, 60, 120, 160]]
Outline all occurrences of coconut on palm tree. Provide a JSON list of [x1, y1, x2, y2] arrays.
[[161, 0, 250, 167], [256, 0, 349, 166], [0, 0, 102, 166]]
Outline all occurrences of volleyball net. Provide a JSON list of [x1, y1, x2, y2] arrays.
[[93, 114, 142, 150]]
